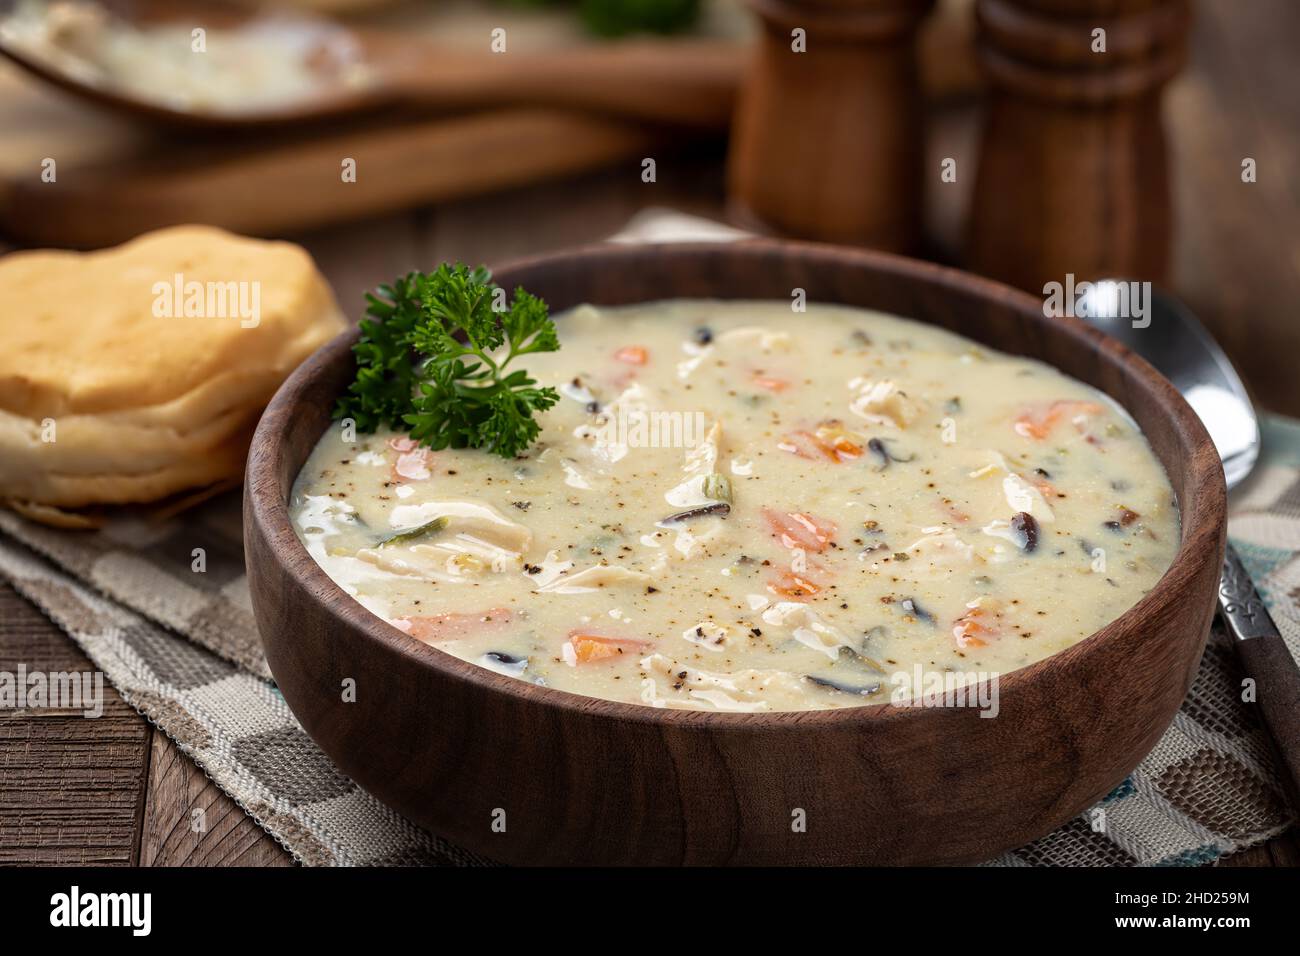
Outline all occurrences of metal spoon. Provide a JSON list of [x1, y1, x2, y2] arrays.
[[0, 0, 742, 129], [1080, 280, 1300, 800]]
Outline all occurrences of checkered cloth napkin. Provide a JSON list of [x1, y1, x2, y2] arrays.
[[1, 418, 1296, 866]]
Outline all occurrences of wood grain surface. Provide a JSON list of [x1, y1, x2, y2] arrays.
[[728, 0, 934, 252], [138, 727, 291, 867], [0, 584, 150, 866], [0, 582, 293, 866], [965, 0, 1190, 290], [0, 82, 681, 249]]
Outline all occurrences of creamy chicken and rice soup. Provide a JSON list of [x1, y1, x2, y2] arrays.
[[291, 300, 1179, 712]]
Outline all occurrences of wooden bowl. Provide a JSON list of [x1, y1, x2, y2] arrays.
[[244, 240, 1226, 866]]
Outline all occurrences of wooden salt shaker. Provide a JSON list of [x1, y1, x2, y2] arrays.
[[727, 0, 936, 253], [966, 0, 1191, 292]]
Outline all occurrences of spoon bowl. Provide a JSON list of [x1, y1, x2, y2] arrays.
[[0, 1, 372, 128], [1079, 279, 1300, 805], [1080, 281, 1259, 489], [0, 0, 743, 129]]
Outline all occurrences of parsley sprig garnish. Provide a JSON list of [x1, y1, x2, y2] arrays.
[[334, 263, 560, 459]]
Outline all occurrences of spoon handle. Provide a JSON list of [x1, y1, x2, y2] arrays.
[[386, 41, 744, 129], [1220, 543, 1300, 805]]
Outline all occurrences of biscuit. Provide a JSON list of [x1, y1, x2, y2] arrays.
[[8, 422, 254, 506], [0, 225, 346, 519], [0, 225, 343, 419]]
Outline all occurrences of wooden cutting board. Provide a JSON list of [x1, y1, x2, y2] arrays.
[[0, 80, 662, 248], [0, 0, 750, 248]]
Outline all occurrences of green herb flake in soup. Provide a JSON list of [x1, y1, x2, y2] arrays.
[[292, 299, 1179, 712]]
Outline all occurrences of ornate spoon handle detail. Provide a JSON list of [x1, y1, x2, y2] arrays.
[[1220, 543, 1300, 804], [1221, 544, 1282, 640]]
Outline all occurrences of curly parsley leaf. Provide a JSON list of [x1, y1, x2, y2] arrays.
[[333, 263, 560, 459], [333, 275, 426, 433]]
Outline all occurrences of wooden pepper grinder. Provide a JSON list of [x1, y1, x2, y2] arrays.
[[966, 0, 1191, 292], [727, 0, 936, 253]]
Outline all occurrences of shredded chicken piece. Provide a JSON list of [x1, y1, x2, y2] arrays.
[[682, 620, 730, 652], [573, 381, 654, 464], [904, 527, 976, 566], [665, 421, 730, 507], [715, 326, 793, 352], [640, 653, 806, 712], [759, 602, 854, 660], [388, 500, 532, 552], [847, 378, 923, 429], [536, 563, 654, 594], [1002, 473, 1056, 523]]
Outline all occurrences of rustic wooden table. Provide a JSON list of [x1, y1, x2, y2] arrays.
[[1, 0, 1296, 866]]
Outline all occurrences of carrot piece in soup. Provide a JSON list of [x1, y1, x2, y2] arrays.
[[939, 500, 971, 524], [1032, 476, 1062, 499], [951, 618, 988, 648], [779, 430, 862, 463], [780, 423, 864, 463], [952, 599, 1002, 649], [762, 508, 836, 552], [398, 608, 512, 645], [752, 373, 790, 392], [1014, 400, 1103, 440], [386, 434, 433, 481], [779, 431, 835, 461], [814, 423, 864, 461], [768, 571, 822, 600], [567, 631, 649, 664], [614, 346, 649, 365], [393, 448, 433, 481]]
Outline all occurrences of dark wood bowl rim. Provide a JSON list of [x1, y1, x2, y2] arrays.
[[248, 238, 1226, 732]]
